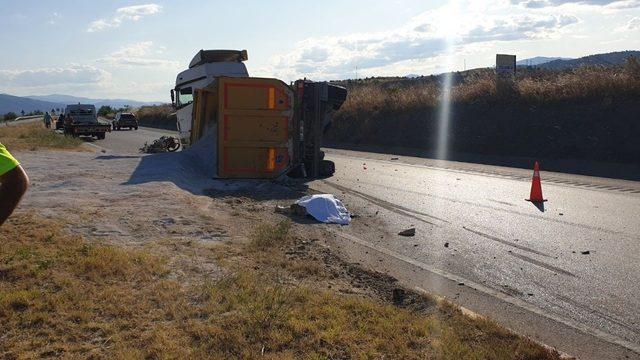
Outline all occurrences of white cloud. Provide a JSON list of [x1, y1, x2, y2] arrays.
[[266, 1, 579, 80], [511, 0, 640, 8], [626, 16, 640, 29], [97, 41, 180, 69], [87, 4, 162, 32], [0, 64, 111, 87], [47, 12, 61, 25]]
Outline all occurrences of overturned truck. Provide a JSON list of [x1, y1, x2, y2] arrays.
[[171, 49, 346, 179]]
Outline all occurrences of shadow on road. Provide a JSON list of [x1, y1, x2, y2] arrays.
[[106, 151, 307, 201], [530, 201, 545, 213], [95, 155, 141, 160]]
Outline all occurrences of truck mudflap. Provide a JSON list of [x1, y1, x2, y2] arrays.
[[191, 77, 294, 179]]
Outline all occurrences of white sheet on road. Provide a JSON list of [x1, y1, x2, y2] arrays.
[[296, 194, 351, 225]]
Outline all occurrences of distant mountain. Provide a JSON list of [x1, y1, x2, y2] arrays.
[[0, 94, 63, 115], [538, 50, 640, 70], [27, 94, 162, 109], [517, 56, 572, 66], [1, 93, 164, 116]]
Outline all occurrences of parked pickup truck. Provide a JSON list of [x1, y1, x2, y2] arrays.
[[112, 112, 139, 130], [63, 104, 111, 140]]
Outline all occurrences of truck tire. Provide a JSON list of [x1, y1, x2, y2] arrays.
[[97, 133, 105, 140], [319, 160, 335, 177], [134, 126, 138, 130]]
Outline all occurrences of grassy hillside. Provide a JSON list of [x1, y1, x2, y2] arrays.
[[327, 58, 640, 164]]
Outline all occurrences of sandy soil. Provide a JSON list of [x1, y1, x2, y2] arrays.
[[16, 148, 259, 283], [14, 145, 412, 298]]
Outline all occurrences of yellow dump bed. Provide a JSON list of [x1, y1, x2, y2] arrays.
[[192, 77, 294, 179]]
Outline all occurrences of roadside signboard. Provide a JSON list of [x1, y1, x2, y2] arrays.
[[496, 54, 516, 76]]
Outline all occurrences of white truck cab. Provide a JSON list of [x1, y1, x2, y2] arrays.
[[172, 49, 249, 147]]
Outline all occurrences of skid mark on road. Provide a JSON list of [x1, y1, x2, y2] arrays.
[[462, 227, 552, 258], [507, 251, 576, 277], [352, 179, 634, 238], [321, 180, 449, 227]]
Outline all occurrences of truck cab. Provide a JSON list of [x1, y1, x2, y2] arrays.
[[173, 49, 249, 147]]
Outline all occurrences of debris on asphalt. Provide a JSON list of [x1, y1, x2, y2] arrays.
[[444, 242, 449, 248], [581, 250, 590, 255], [295, 194, 351, 225], [139, 136, 181, 153], [559, 212, 564, 216], [390, 157, 399, 160], [398, 228, 416, 237]]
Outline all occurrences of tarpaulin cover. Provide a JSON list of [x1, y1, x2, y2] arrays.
[[296, 194, 351, 225]]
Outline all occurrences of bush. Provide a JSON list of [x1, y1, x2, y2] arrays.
[[3, 112, 18, 121], [97, 105, 114, 117], [135, 105, 177, 130]]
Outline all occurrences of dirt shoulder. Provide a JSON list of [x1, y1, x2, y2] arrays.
[[0, 147, 564, 359]]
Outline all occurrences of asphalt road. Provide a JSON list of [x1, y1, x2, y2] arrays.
[[88, 124, 177, 154], [312, 149, 640, 359], [95, 126, 640, 359]]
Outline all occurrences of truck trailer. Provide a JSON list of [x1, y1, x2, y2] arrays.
[[172, 49, 346, 179]]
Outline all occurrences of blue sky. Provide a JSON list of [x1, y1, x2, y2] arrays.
[[1, 0, 639, 101]]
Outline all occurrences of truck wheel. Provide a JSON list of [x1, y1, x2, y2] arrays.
[[319, 160, 335, 177], [97, 133, 105, 140], [134, 126, 138, 130]]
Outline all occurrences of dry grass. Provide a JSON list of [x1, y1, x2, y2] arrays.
[[0, 213, 170, 358], [249, 220, 292, 250], [0, 214, 561, 359], [0, 122, 82, 151], [135, 105, 177, 130], [198, 270, 558, 359], [337, 62, 640, 119]]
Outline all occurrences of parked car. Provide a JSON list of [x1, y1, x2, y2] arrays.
[[112, 112, 139, 130]]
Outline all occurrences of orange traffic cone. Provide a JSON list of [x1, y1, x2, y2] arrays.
[[526, 161, 547, 203]]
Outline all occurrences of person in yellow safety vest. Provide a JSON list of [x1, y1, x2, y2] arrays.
[[0, 143, 29, 226]]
